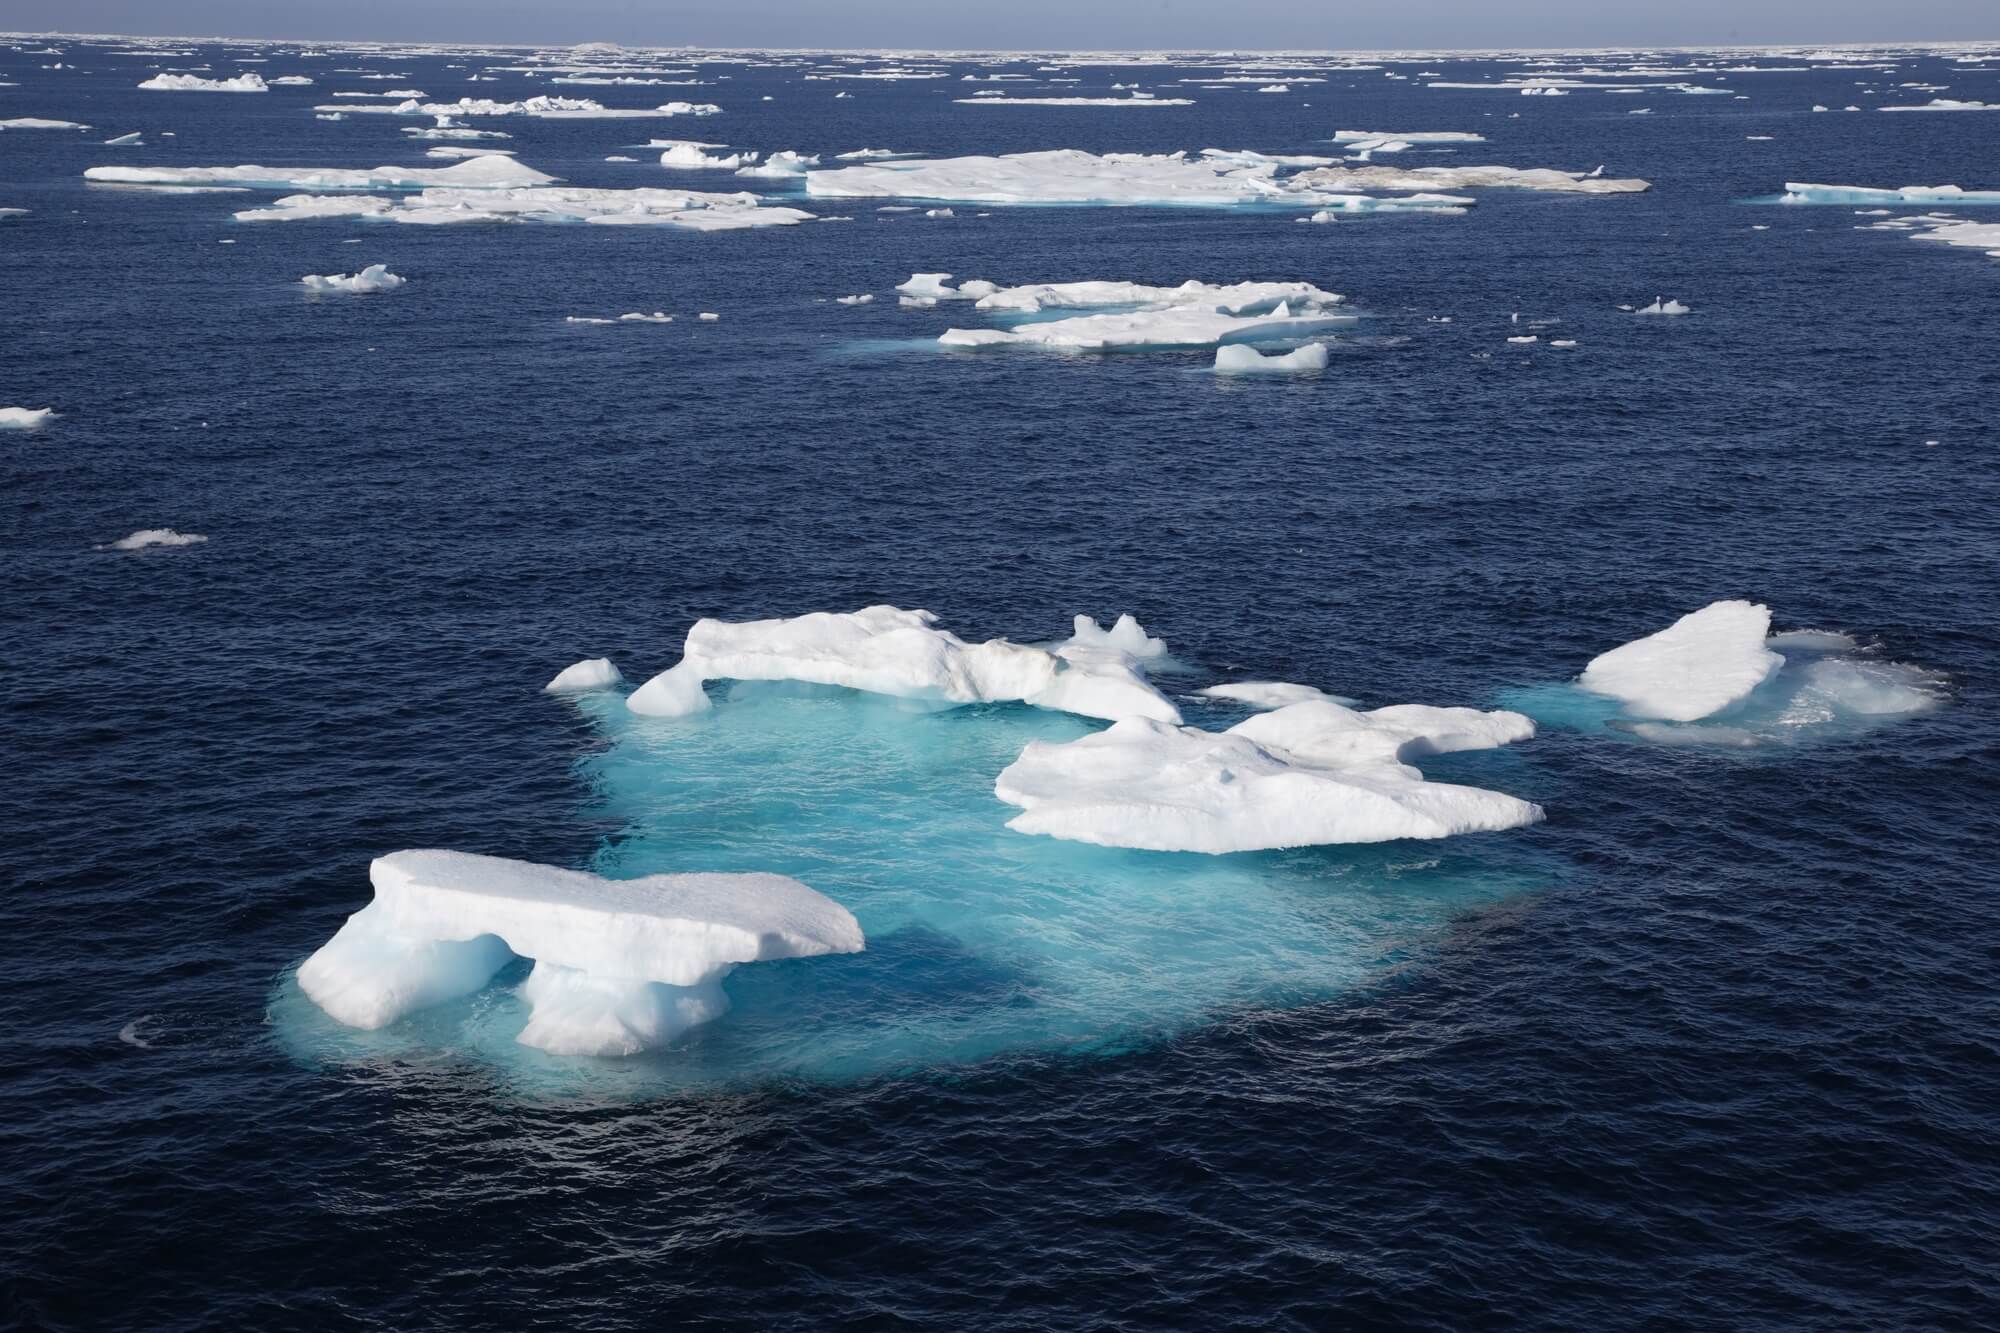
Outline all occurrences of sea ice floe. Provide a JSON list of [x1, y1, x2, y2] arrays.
[[1287, 163, 1650, 194], [313, 95, 722, 119], [1200, 681, 1355, 709], [1778, 182, 2000, 206], [659, 142, 753, 168], [1862, 212, 2000, 259], [994, 697, 1543, 852], [102, 132, 144, 145], [139, 72, 268, 92], [104, 528, 208, 550], [1578, 600, 1783, 720], [0, 407, 56, 429], [953, 94, 1195, 107], [934, 278, 1355, 352], [1877, 98, 1997, 111], [627, 606, 1181, 725], [1330, 129, 1486, 142], [1213, 342, 1329, 374], [836, 293, 875, 304], [545, 658, 624, 693], [736, 150, 819, 177], [85, 154, 557, 191], [298, 850, 863, 1055], [235, 183, 811, 230], [1634, 297, 1692, 314], [1, 117, 91, 130], [300, 263, 405, 293]]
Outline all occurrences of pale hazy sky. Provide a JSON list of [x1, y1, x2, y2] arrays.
[[9, 0, 1994, 50]]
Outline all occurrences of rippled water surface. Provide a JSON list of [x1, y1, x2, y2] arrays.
[[5, 38, 1999, 1330]]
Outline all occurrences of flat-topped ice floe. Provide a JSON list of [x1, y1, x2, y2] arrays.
[[1579, 600, 1782, 721], [139, 72, 268, 92], [234, 184, 812, 230], [1214, 343, 1329, 374], [0, 407, 56, 429], [298, 850, 863, 1056], [1779, 182, 2000, 206], [1331, 129, 1485, 143], [1863, 212, 2000, 259], [85, 154, 556, 191], [995, 698, 1542, 852], [301, 263, 405, 293], [545, 657, 623, 692], [955, 94, 1194, 107], [628, 606, 1181, 724], [2, 117, 91, 129], [1877, 98, 1997, 112], [1288, 163, 1650, 194], [315, 95, 721, 119], [934, 278, 1355, 352]]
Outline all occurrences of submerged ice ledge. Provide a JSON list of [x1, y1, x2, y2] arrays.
[[299, 850, 863, 1056]]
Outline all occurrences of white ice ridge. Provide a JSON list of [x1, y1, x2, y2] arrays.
[[1214, 343, 1329, 374], [627, 607, 1181, 725], [804, 148, 1464, 209], [85, 155, 557, 192], [1, 117, 91, 129], [1578, 600, 1784, 721], [139, 72, 268, 92], [659, 142, 754, 168], [301, 263, 405, 293], [1877, 98, 1997, 112], [935, 279, 1355, 352], [312, 95, 722, 119], [1331, 129, 1485, 142], [236, 185, 814, 229], [994, 698, 1542, 853], [0, 407, 55, 429], [1779, 182, 2000, 206], [104, 528, 208, 551], [952, 94, 1196, 107], [1286, 163, 1651, 194], [297, 850, 863, 1056], [545, 657, 624, 692]]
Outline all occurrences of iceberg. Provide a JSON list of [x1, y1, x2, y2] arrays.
[[1213, 342, 1329, 374], [300, 263, 405, 293], [627, 606, 1180, 725], [297, 850, 863, 1055], [994, 698, 1543, 853], [545, 658, 624, 693], [0, 407, 55, 429], [85, 154, 556, 192], [105, 528, 208, 550], [139, 72, 268, 92], [1578, 600, 1783, 720]]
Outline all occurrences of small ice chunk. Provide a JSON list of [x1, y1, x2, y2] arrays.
[[544, 657, 623, 693], [1578, 600, 1784, 721], [1634, 297, 1691, 315], [139, 72, 269, 92], [698, 312, 719, 321], [105, 528, 208, 550], [1213, 343, 1329, 374], [1200, 681, 1354, 709], [836, 293, 875, 304], [103, 131, 144, 145], [301, 263, 405, 294], [0, 406, 56, 429]]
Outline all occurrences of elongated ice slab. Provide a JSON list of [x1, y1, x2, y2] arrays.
[[298, 850, 863, 1056], [105, 528, 207, 551], [1289, 163, 1650, 194], [1780, 182, 2000, 205], [936, 278, 1354, 352], [954, 94, 1194, 107], [1214, 343, 1328, 374], [85, 154, 556, 191], [235, 185, 812, 230], [996, 699, 1542, 852], [139, 72, 267, 92], [628, 606, 1180, 724], [1579, 600, 1782, 720], [1331, 129, 1485, 142], [312, 95, 721, 119], [301, 263, 404, 293], [0, 407, 55, 429], [2, 117, 90, 129]]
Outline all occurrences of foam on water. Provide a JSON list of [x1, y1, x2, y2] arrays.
[[276, 684, 1551, 1091]]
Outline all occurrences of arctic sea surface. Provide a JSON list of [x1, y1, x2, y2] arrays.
[[5, 35, 2000, 1330]]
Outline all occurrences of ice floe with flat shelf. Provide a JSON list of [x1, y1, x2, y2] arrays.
[[301, 263, 405, 293], [1, 117, 91, 129], [627, 606, 1181, 725], [1213, 342, 1329, 374], [85, 154, 556, 191], [994, 698, 1543, 852], [931, 278, 1355, 352], [139, 72, 268, 92], [1579, 601, 1782, 721], [1779, 182, 2000, 206], [0, 407, 56, 429], [1288, 163, 1650, 194], [313, 94, 722, 119], [298, 850, 862, 1056]]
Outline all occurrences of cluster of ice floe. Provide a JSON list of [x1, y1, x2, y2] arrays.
[[312, 94, 721, 119], [1864, 213, 2000, 259], [301, 263, 405, 293], [627, 607, 1181, 725], [299, 851, 863, 1055], [897, 276, 1357, 353], [139, 71, 268, 92]]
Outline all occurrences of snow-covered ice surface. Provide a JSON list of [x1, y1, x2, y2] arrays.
[[86, 155, 558, 191], [544, 658, 623, 692], [300, 263, 405, 294], [0, 407, 56, 429], [1578, 600, 1783, 721], [932, 279, 1356, 352], [138, 72, 267, 92], [297, 850, 863, 1055]]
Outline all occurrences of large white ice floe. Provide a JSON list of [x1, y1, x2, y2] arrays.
[[233, 183, 809, 228], [1778, 182, 2000, 206], [300, 263, 405, 293], [0, 407, 56, 429], [1877, 98, 1997, 112], [803, 148, 1467, 210], [627, 606, 1181, 725], [1287, 163, 1650, 194], [297, 850, 863, 1056], [1213, 343, 1329, 374], [85, 154, 557, 191], [1577, 600, 1784, 721], [139, 72, 268, 92], [994, 698, 1543, 852], [1, 117, 91, 129], [659, 142, 753, 168], [544, 657, 624, 693], [934, 278, 1355, 352]]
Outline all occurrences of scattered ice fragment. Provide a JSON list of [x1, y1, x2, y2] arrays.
[[102, 131, 144, 145], [301, 263, 405, 294], [1634, 297, 1691, 315], [1506, 335, 1538, 344], [1200, 681, 1353, 709], [297, 850, 863, 1055], [544, 658, 624, 693], [105, 528, 209, 551], [1213, 343, 1329, 374], [604, 155, 637, 162], [925, 207, 954, 218], [698, 312, 719, 321], [1, 118, 92, 130], [836, 294, 875, 305], [1578, 600, 1783, 721], [995, 698, 1542, 852], [0, 407, 56, 429], [618, 311, 672, 322]]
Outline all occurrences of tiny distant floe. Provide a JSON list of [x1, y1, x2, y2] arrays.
[[0, 406, 56, 429], [1876, 98, 1997, 112], [1213, 343, 1329, 374], [545, 658, 624, 693], [1286, 163, 1649, 194], [298, 850, 863, 1057], [1, 117, 92, 130], [311, 94, 721, 119], [102, 528, 208, 551], [628, 606, 1180, 724], [1504, 600, 1944, 746], [953, 92, 1195, 107], [139, 72, 268, 92], [911, 277, 1357, 353], [301, 263, 405, 294]]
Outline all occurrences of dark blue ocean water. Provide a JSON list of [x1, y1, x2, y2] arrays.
[[4, 39, 1999, 1330]]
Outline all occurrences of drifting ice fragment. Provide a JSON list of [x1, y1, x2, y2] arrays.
[[104, 528, 208, 550], [0, 407, 55, 429], [139, 72, 269, 92], [300, 263, 405, 293], [1634, 297, 1691, 315], [1578, 600, 1783, 721], [1213, 343, 1329, 374], [544, 658, 623, 692]]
